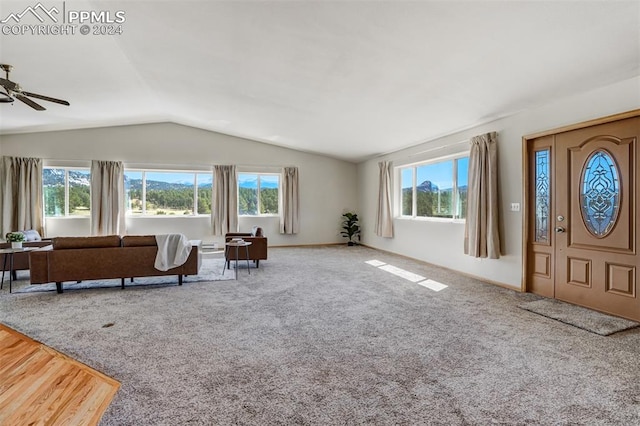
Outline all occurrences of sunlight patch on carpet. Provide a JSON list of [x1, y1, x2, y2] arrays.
[[379, 265, 426, 283], [418, 279, 448, 292], [365, 260, 448, 292]]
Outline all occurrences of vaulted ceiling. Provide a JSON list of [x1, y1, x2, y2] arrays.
[[0, 0, 638, 162]]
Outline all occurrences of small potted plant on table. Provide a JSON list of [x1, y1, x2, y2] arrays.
[[341, 212, 361, 246], [6, 232, 26, 249]]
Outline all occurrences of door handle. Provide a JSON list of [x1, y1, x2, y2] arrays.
[[555, 226, 566, 233]]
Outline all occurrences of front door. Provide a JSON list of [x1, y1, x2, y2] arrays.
[[527, 114, 640, 321]]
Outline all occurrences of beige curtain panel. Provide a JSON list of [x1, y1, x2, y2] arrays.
[[90, 160, 125, 236], [375, 160, 394, 238], [464, 132, 501, 259], [1, 156, 44, 238], [280, 166, 300, 234], [212, 165, 238, 236]]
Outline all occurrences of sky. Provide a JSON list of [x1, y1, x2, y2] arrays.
[[125, 171, 212, 185], [402, 157, 468, 190]]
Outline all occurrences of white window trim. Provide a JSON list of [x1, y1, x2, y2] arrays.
[[43, 166, 91, 217], [396, 152, 469, 222], [125, 169, 213, 217], [237, 172, 281, 217]]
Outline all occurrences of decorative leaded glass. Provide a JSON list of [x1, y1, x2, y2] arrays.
[[580, 150, 620, 237], [535, 150, 550, 242]]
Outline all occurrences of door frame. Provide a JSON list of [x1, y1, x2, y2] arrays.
[[521, 109, 640, 293]]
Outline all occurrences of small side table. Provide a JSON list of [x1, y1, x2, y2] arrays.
[[223, 241, 252, 280], [0, 247, 35, 293]]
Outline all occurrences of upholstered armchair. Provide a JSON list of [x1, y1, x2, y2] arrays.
[[225, 226, 268, 268]]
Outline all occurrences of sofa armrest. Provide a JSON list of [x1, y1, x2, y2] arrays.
[[29, 250, 51, 284]]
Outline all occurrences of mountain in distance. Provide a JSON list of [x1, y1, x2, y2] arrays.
[[43, 170, 211, 191], [43, 169, 90, 187], [417, 180, 439, 192], [126, 178, 211, 191], [403, 181, 468, 193]]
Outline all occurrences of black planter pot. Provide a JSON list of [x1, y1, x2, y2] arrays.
[[347, 241, 355, 246]]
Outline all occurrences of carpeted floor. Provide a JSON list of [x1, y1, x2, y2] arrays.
[[1, 246, 639, 425]]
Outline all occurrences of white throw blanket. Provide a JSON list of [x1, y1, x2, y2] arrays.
[[154, 234, 193, 271]]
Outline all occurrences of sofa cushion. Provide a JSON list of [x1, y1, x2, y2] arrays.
[[122, 235, 157, 247], [53, 235, 121, 250]]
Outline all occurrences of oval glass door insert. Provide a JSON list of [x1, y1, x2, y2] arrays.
[[580, 149, 620, 237]]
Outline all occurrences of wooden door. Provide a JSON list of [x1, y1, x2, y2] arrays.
[[526, 114, 640, 321]]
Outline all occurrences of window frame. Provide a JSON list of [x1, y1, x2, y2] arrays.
[[237, 172, 281, 217], [43, 166, 91, 217], [397, 152, 469, 222], [124, 169, 213, 217]]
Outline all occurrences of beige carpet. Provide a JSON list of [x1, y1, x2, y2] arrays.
[[1, 246, 639, 425]]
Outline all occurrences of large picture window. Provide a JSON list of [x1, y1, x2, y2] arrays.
[[124, 170, 212, 216], [238, 173, 279, 216], [399, 155, 468, 220], [43, 168, 91, 217]]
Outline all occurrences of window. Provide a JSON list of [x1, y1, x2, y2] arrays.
[[399, 155, 468, 220], [124, 170, 212, 216], [43, 168, 91, 217], [238, 173, 279, 215]]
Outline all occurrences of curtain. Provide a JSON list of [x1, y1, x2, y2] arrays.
[[375, 161, 394, 238], [464, 132, 501, 259], [212, 165, 238, 235], [280, 166, 299, 234], [90, 160, 125, 236], [1, 156, 44, 237]]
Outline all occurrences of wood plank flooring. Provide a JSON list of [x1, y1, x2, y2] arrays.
[[0, 323, 120, 425]]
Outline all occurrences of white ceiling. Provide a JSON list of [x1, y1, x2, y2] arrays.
[[0, 0, 638, 162]]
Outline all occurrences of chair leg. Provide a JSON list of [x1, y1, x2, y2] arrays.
[[56, 282, 63, 294], [12, 270, 17, 281], [121, 278, 125, 289], [256, 260, 260, 268], [178, 275, 183, 286]]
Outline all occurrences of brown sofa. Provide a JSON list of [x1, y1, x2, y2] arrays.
[[225, 226, 267, 268], [30, 235, 201, 293]]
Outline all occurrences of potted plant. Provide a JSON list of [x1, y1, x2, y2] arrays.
[[341, 212, 361, 246], [6, 232, 25, 249]]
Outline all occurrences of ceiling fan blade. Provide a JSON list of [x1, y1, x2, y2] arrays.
[[0, 77, 18, 92], [15, 94, 46, 111], [21, 91, 70, 106]]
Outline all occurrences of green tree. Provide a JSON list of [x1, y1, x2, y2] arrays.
[[260, 188, 278, 214], [197, 187, 212, 214], [239, 187, 257, 215]]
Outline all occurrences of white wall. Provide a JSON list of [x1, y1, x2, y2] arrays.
[[0, 123, 358, 246], [358, 76, 640, 289]]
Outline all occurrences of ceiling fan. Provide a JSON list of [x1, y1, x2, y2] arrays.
[[0, 64, 70, 111]]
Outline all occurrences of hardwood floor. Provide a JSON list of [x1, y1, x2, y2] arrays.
[[0, 324, 120, 425]]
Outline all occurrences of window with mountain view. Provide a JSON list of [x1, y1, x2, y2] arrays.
[[399, 156, 468, 220], [43, 168, 91, 216], [124, 170, 212, 216], [238, 173, 279, 215]]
